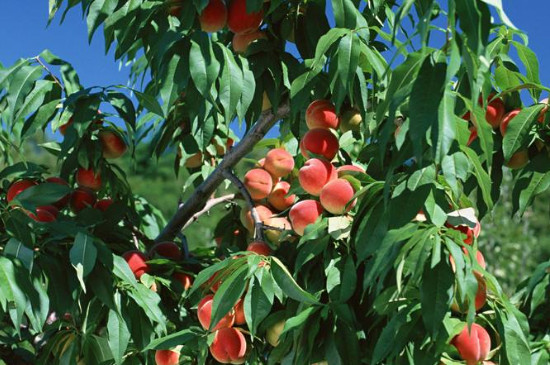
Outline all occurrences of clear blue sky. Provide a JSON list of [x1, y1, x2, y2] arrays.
[[1, 2, 549, 113]]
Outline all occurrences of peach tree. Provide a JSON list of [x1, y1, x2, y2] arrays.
[[0, 0, 549, 364]]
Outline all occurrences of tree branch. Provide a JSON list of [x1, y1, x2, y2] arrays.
[[181, 194, 236, 230], [155, 101, 291, 242], [34, 56, 65, 92]]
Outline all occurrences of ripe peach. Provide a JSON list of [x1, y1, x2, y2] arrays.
[[199, 0, 227, 32], [485, 95, 505, 129], [155, 349, 180, 365], [185, 152, 203, 168], [266, 319, 285, 347], [122, 251, 150, 279], [339, 109, 362, 132], [267, 181, 295, 211], [467, 127, 478, 146], [319, 179, 356, 215], [232, 30, 266, 54], [506, 150, 529, 169], [94, 198, 113, 212], [233, 298, 246, 325], [173, 272, 193, 290], [46, 177, 71, 209], [197, 294, 235, 331], [75, 167, 102, 191], [300, 129, 339, 160], [247, 240, 271, 255], [305, 100, 339, 130], [298, 158, 337, 196], [336, 165, 365, 175], [209, 327, 247, 364], [451, 323, 491, 365], [243, 168, 273, 200], [450, 249, 487, 272], [227, 0, 263, 35], [451, 271, 487, 312], [500, 109, 521, 136], [264, 217, 291, 244], [289, 200, 324, 236], [98, 130, 127, 159], [28, 205, 59, 223], [70, 187, 97, 213], [264, 148, 295, 178], [149, 241, 182, 260], [447, 221, 481, 245], [6, 179, 38, 203], [240, 204, 273, 232]]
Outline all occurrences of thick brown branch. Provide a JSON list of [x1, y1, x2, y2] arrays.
[[181, 194, 236, 230], [155, 101, 290, 242]]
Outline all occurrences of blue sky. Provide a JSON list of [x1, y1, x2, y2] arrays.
[[1, 2, 549, 125]]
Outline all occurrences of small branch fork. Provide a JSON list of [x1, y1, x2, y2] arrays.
[[181, 194, 236, 230], [155, 100, 291, 242], [33, 56, 65, 92]]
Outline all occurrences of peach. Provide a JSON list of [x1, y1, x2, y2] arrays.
[[467, 126, 478, 146], [233, 298, 246, 325], [246, 240, 271, 255], [149, 241, 182, 260], [267, 181, 295, 211], [173, 272, 193, 290], [243, 168, 273, 200], [199, 0, 227, 32], [46, 177, 71, 209], [500, 109, 521, 136], [232, 30, 266, 53], [506, 150, 529, 169], [306, 100, 339, 130], [240, 204, 273, 232], [266, 319, 285, 347], [447, 222, 481, 245], [336, 165, 365, 175], [99, 130, 127, 159], [122, 251, 150, 279], [7, 179, 37, 203], [264, 148, 295, 178], [209, 327, 247, 364], [451, 323, 491, 365], [70, 188, 97, 213], [197, 294, 235, 331], [28, 205, 59, 223], [264, 217, 291, 244], [339, 109, 361, 132], [485, 94, 505, 129], [538, 97, 548, 123], [76, 167, 102, 191], [300, 129, 339, 160], [298, 158, 337, 196], [155, 349, 180, 365], [227, 0, 263, 35], [94, 198, 113, 212], [289, 200, 323, 236], [450, 248, 486, 271], [167, 0, 183, 17], [185, 152, 203, 168], [451, 271, 487, 312], [319, 179, 356, 214]]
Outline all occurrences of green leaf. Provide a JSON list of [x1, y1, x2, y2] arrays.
[[70, 233, 97, 291], [218, 46, 243, 123], [87, 0, 118, 42], [4, 238, 34, 271], [462, 147, 493, 210], [143, 329, 198, 351], [135, 91, 164, 118], [271, 257, 319, 304], [189, 33, 220, 97], [442, 152, 470, 199], [502, 104, 544, 161], [107, 309, 130, 365], [13, 182, 71, 209], [244, 274, 273, 336], [479, 0, 516, 28], [336, 33, 360, 94], [13, 80, 55, 123], [210, 264, 248, 331], [420, 259, 454, 337], [0, 257, 28, 332], [6, 65, 43, 120]]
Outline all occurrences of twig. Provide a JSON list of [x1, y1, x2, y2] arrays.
[[33, 56, 64, 91], [155, 100, 291, 242], [124, 219, 155, 246], [222, 170, 264, 241], [181, 194, 236, 230]]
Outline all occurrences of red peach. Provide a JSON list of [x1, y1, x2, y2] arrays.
[[197, 294, 235, 331], [319, 179, 356, 215], [199, 0, 227, 32], [289, 200, 324, 236], [506, 150, 529, 169], [6, 179, 38, 203], [467, 127, 478, 146], [267, 181, 295, 211], [500, 109, 521, 136], [122, 251, 150, 280], [155, 349, 180, 365], [264, 217, 291, 244], [246, 240, 271, 255], [233, 298, 246, 325], [240, 205, 273, 232], [243, 169, 273, 200], [485, 94, 505, 129], [28, 205, 59, 223], [149, 241, 182, 260], [298, 158, 337, 196], [300, 128, 339, 160], [75, 167, 102, 191], [98, 130, 127, 159], [173, 272, 193, 290], [306, 100, 339, 130], [209, 327, 247, 364], [451, 323, 491, 365], [451, 271, 487, 312], [45, 177, 71, 209], [70, 187, 97, 213], [264, 148, 295, 178], [232, 30, 266, 54], [336, 165, 365, 175], [447, 222, 480, 245], [227, 0, 263, 35], [94, 198, 113, 212]]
